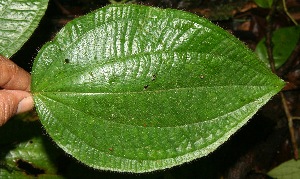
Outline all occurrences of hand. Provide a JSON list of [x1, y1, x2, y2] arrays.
[[0, 56, 34, 126]]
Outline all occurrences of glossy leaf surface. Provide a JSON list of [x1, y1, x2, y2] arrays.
[[0, 0, 48, 58], [31, 4, 284, 172]]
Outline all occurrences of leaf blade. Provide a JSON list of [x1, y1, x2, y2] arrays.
[[0, 0, 48, 58], [31, 4, 284, 172], [268, 158, 300, 179], [255, 26, 300, 69]]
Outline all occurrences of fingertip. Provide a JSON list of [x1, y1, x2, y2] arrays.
[[17, 95, 34, 114]]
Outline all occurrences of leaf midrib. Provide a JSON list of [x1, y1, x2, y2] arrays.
[[34, 84, 276, 96], [36, 84, 274, 128]]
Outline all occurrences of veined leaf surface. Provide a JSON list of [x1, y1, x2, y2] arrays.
[[31, 4, 284, 173], [0, 0, 48, 58]]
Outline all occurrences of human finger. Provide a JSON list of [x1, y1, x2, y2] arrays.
[[0, 56, 31, 91], [0, 56, 33, 126], [0, 90, 33, 126]]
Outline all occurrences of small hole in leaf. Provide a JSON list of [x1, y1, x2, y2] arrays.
[[200, 75, 204, 79], [152, 74, 156, 81], [144, 85, 149, 90], [16, 159, 45, 176], [64, 59, 70, 64]]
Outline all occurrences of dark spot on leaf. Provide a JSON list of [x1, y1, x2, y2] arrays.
[[64, 59, 70, 64], [109, 148, 113, 152], [16, 159, 45, 177], [29, 140, 33, 144], [152, 74, 156, 81], [144, 85, 149, 90]]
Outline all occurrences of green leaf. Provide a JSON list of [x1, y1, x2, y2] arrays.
[[268, 158, 300, 179], [31, 4, 284, 173], [0, 119, 62, 178], [0, 137, 63, 179], [0, 0, 48, 58], [254, 0, 274, 8], [255, 26, 300, 69]]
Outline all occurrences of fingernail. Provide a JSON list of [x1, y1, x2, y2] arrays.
[[17, 96, 34, 114]]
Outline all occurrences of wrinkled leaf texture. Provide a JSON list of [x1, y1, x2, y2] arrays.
[[0, 0, 48, 58], [31, 4, 284, 173]]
